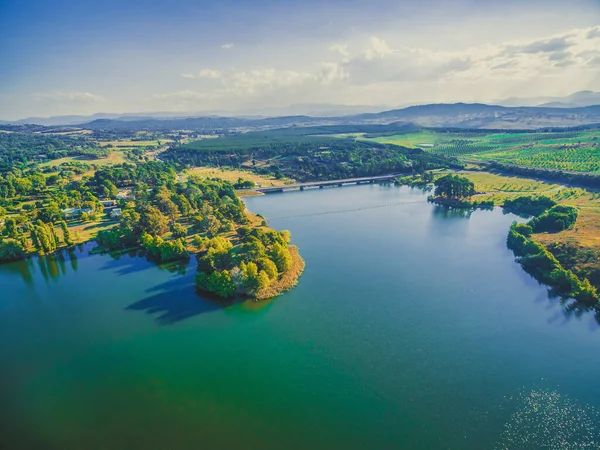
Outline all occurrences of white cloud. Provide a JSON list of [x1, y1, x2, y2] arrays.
[[329, 44, 349, 60], [587, 26, 600, 39], [182, 69, 222, 79], [318, 62, 349, 85], [365, 37, 394, 60], [229, 69, 314, 94], [152, 90, 211, 101], [32, 91, 104, 103], [154, 26, 600, 111], [331, 26, 600, 88], [221, 43, 234, 49]]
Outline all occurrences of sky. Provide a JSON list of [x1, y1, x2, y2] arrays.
[[1, 0, 600, 120]]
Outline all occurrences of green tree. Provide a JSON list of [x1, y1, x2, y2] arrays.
[[195, 270, 236, 298], [37, 201, 62, 223], [240, 261, 270, 294], [269, 242, 292, 273], [60, 221, 74, 246], [198, 214, 220, 237], [139, 206, 169, 236], [0, 239, 26, 262], [280, 230, 291, 244], [120, 209, 141, 234], [257, 257, 278, 280], [170, 222, 187, 239], [3, 217, 19, 239], [173, 194, 193, 217], [434, 174, 475, 198]]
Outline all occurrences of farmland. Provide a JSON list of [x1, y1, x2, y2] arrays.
[[359, 128, 600, 173]]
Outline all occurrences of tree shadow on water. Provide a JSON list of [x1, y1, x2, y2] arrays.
[[125, 276, 233, 325]]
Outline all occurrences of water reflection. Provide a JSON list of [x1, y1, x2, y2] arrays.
[[125, 276, 232, 325], [99, 249, 189, 276], [512, 252, 600, 327], [431, 205, 473, 219], [428, 205, 472, 239], [0, 247, 83, 287], [0, 257, 36, 286]]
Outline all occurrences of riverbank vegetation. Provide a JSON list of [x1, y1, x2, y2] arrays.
[[428, 171, 600, 297], [507, 223, 597, 306], [0, 158, 304, 300]]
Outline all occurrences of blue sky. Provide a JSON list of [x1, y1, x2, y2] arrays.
[[1, 0, 600, 119]]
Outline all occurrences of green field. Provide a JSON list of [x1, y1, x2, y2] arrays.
[[360, 129, 600, 173]]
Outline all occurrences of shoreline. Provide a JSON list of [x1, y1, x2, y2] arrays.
[[254, 246, 305, 300]]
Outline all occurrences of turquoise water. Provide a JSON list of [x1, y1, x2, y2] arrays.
[[1, 184, 599, 449]]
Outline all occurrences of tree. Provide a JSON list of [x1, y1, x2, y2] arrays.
[[59, 221, 74, 246], [238, 238, 266, 262], [173, 194, 193, 217], [434, 175, 475, 199], [37, 201, 62, 223], [170, 222, 187, 239], [269, 242, 292, 273], [195, 270, 236, 298], [120, 209, 141, 234], [96, 229, 122, 250], [240, 261, 270, 294], [3, 217, 19, 239], [0, 239, 26, 262], [34, 220, 57, 253], [198, 214, 220, 237], [101, 180, 118, 198], [280, 230, 291, 244], [529, 205, 579, 233], [139, 206, 169, 236], [257, 257, 278, 280]]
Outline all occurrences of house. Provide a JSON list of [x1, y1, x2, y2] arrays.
[[116, 190, 133, 200], [100, 200, 116, 207], [63, 208, 93, 219], [63, 207, 81, 219], [110, 208, 122, 219]]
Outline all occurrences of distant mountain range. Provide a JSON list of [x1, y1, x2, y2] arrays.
[[497, 90, 600, 108], [1, 92, 600, 130], [0, 104, 388, 127], [68, 103, 600, 131]]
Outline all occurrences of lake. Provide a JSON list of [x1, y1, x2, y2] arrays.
[[1, 184, 600, 449]]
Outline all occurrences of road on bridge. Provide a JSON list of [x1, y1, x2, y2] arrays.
[[254, 174, 403, 193]]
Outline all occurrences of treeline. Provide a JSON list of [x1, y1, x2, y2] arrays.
[[507, 223, 597, 305], [505, 195, 596, 304], [503, 196, 557, 217], [529, 205, 578, 233], [0, 130, 108, 171], [487, 161, 600, 189], [161, 137, 454, 182]]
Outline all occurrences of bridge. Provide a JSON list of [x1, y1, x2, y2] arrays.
[[254, 174, 400, 194]]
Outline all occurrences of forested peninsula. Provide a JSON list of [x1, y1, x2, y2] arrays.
[[0, 161, 303, 300]]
